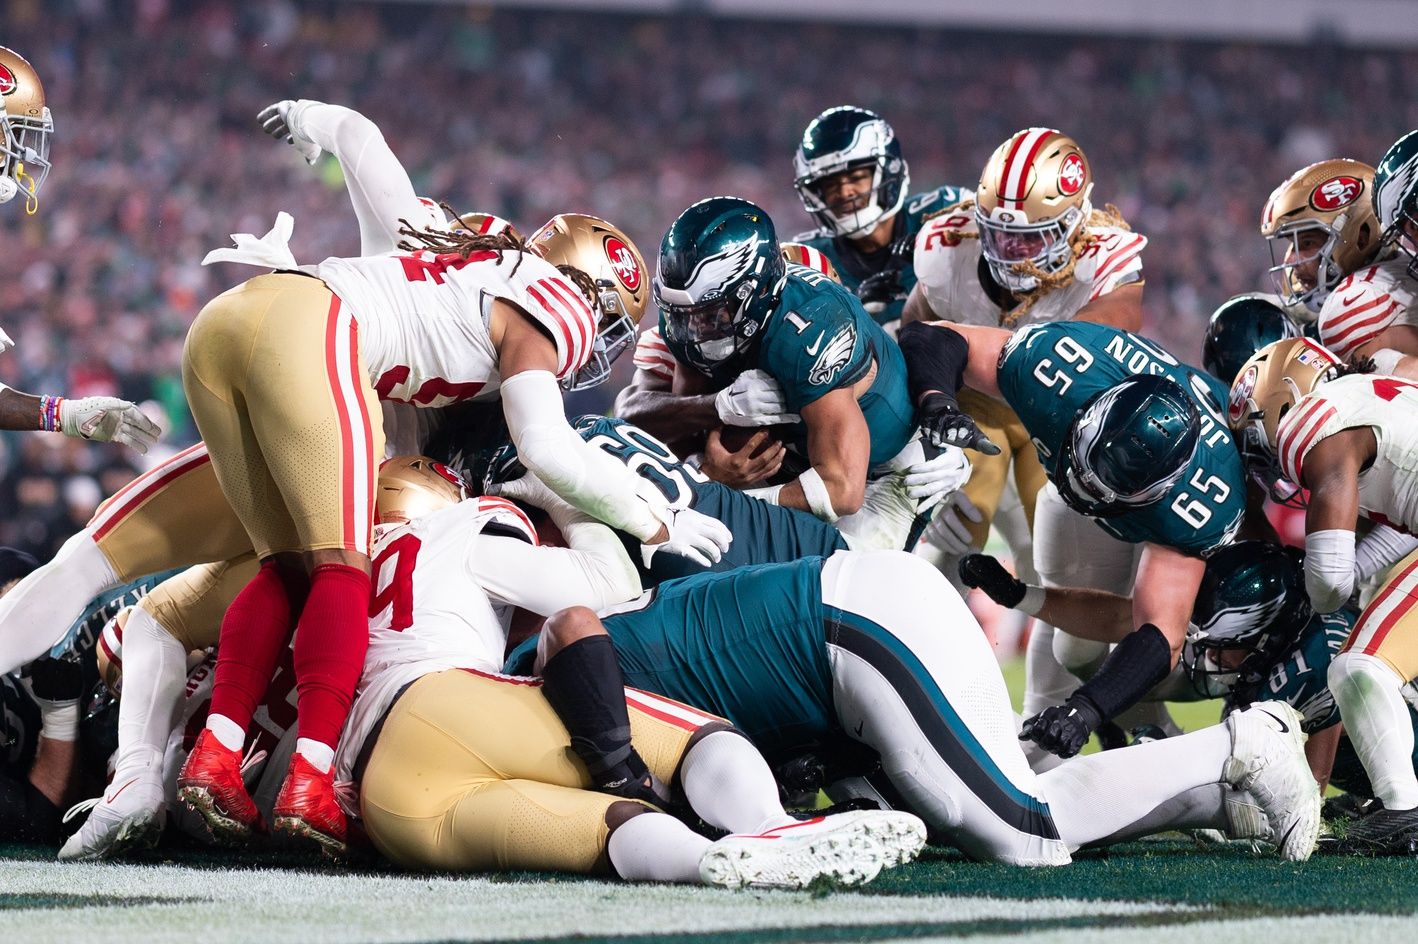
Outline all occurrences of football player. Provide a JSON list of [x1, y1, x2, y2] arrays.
[[337, 457, 927, 886], [1259, 159, 1381, 328], [0, 46, 159, 451], [1229, 337, 1418, 852], [518, 548, 1320, 864], [897, 318, 1256, 758], [901, 130, 1146, 741], [1314, 133, 1418, 374], [791, 106, 970, 327]]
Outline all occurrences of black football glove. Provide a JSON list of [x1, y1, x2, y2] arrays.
[[917, 391, 1001, 455], [856, 269, 904, 315], [959, 554, 1026, 608], [1019, 693, 1103, 759], [26, 656, 85, 703]]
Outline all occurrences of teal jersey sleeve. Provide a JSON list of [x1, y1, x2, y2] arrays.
[[1235, 609, 1354, 734], [998, 321, 1247, 554], [602, 558, 835, 763], [794, 183, 971, 325], [756, 273, 915, 465], [47, 568, 187, 660]]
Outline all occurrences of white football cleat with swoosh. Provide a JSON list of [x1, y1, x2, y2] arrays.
[[1224, 701, 1320, 861]]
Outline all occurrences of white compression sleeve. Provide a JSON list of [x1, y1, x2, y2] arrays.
[[678, 729, 795, 835], [289, 101, 425, 255], [1329, 651, 1418, 809], [1305, 529, 1357, 614], [607, 811, 710, 883], [0, 530, 118, 675], [1355, 523, 1418, 584], [470, 530, 640, 616], [501, 370, 665, 543], [115, 605, 190, 773]]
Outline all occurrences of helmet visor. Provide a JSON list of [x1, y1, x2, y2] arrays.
[[660, 296, 739, 345], [1264, 224, 1334, 311]]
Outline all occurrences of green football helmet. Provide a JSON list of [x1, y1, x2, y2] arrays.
[[1374, 129, 1418, 279], [1183, 541, 1310, 694], [655, 196, 786, 378], [1057, 375, 1201, 517], [793, 106, 909, 239], [1202, 293, 1302, 386]]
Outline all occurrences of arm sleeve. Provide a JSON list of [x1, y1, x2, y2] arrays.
[[288, 101, 427, 255], [1306, 529, 1357, 614], [469, 512, 642, 616], [500, 369, 666, 543], [1355, 522, 1418, 584]]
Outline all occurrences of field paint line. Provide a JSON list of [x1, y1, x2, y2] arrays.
[[881, 912, 1418, 944], [2, 860, 1201, 944]]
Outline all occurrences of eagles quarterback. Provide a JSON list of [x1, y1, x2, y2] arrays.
[[791, 105, 970, 328], [900, 317, 1253, 759]]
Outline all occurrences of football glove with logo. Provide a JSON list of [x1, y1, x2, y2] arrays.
[[1019, 693, 1103, 759], [59, 398, 161, 453], [715, 369, 799, 426], [916, 391, 1000, 455]]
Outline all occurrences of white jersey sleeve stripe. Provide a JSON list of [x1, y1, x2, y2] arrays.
[[1321, 297, 1400, 357], [524, 282, 578, 377], [542, 277, 598, 370]]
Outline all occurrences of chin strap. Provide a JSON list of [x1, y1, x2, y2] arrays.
[[16, 162, 37, 215]]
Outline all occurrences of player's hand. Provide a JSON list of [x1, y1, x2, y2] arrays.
[[258, 100, 322, 165], [959, 554, 1027, 608], [926, 489, 984, 556], [642, 506, 732, 569], [702, 428, 785, 488], [59, 397, 161, 453], [890, 439, 971, 513], [917, 391, 1000, 456], [714, 369, 799, 427], [487, 468, 559, 511], [1019, 694, 1103, 759], [856, 268, 904, 316]]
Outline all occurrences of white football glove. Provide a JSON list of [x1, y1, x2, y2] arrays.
[[923, 488, 984, 557], [258, 100, 322, 165], [59, 397, 162, 454], [486, 468, 560, 512], [888, 439, 972, 513], [715, 369, 799, 427], [0, 325, 13, 355], [642, 506, 733, 569]]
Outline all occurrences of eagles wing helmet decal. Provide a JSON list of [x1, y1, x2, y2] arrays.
[[680, 234, 764, 303], [1194, 592, 1288, 644]]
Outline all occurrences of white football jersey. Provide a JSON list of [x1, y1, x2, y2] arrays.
[[631, 325, 675, 383], [336, 496, 539, 781], [313, 249, 598, 407], [1276, 373, 1418, 534], [1316, 256, 1418, 361], [912, 206, 1146, 328]]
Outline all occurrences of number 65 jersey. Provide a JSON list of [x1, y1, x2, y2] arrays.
[[1276, 374, 1418, 534], [997, 321, 1247, 554]]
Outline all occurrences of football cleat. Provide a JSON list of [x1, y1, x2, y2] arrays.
[[58, 767, 165, 861], [177, 729, 265, 843], [1223, 701, 1321, 861], [273, 753, 348, 857], [1332, 803, 1418, 857], [698, 809, 925, 890]]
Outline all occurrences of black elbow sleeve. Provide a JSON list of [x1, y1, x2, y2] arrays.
[[1074, 623, 1173, 722], [897, 321, 969, 405]]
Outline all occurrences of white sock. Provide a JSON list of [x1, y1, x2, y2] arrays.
[[296, 738, 334, 773], [679, 730, 794, 834], [1038, 724, 1232, 849], [0, 531, 117, 675], [1088, 783, 1229, 846], [607, 811, 711, 883], [207, 713, 246, 752], [114, 606, 188, 776], [1330, 651, 1418, 809]]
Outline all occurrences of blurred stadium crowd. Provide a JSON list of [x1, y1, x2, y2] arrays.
[[0, 0, 1414, 557]]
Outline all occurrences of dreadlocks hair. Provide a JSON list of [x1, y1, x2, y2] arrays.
[[1337, 354, 1376, 378], [395, 211, 601, 315]]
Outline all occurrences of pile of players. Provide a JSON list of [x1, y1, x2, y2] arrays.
[[4, 39, 1418, 887]]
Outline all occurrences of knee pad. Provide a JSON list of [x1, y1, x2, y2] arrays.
[[1052, 630, 1109, 679]]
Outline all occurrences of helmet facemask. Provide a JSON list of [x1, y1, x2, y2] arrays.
[[796, 156, 908, 240], [657, 274, 767, 375], [563, 281, 639, 391], [977, 196, 1090, 294], [1265, 220, 1345, 314], [0, 106, 51, 213]]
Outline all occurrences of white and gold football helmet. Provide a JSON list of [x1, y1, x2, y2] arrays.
[[375, 456, 469, 525], [780, 241, 843, 284], [1227, 337, 1341, 456], [0, 46, 53, 213], [975, 128, 1093, 292], [1259, 159, 1379, 316], [529, 213, 648, 390]]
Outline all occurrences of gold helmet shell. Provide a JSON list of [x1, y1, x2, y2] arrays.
[[1227, 337, 1341, 456], [375, 456, 469, 525], [975, 128, 1093, 293], [1260, 159, 1379, 315], [529, 213, 648, 390], [779, 242, 843, 284], [0, 46, 53, 212]]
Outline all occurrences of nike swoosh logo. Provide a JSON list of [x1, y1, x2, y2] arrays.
[[1269, 712, 1291, 735], [1340, 292, 1365, 307], [806, 332, 824, 356]]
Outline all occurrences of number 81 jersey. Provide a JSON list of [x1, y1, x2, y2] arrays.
[[997, 321, 1246, 554]]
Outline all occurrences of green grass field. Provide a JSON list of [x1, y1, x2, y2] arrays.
[[6, 661, 1416, 944]]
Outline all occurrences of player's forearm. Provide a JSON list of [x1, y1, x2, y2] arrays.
[[612, 385, 719, 445], [1304, 723, 1341, 793], [27, 735, 77, 807], [0, 386, 47, 432], [1035, 587, 1134, 643]]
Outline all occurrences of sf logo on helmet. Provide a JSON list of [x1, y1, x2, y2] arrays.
[[0, 64, 15, 97], [1310, 176, 1362, 211], [1058, 153, 1087, 196], [604, 236, 641, 291]]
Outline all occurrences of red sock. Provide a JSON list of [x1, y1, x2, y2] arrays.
[[209, 561, 307, 732], [292, 563, 371, 749]]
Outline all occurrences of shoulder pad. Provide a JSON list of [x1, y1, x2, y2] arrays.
[[509, 255, 600, 380], [1274, 387, 1350, 485], [472, 496, 539, 545], [1318, 263, 1411, 359]]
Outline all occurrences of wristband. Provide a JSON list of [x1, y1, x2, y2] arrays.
[[1018, 584, 1046, 617], [1371, 348, 1404, 376], [745, 484, 784, 505], [798, 468, 839, 522], [39, 395, 62, 432], [36, 698, 80, 742]]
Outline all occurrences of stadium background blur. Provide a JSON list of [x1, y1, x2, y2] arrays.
[[0, 0, 1414, 559]]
